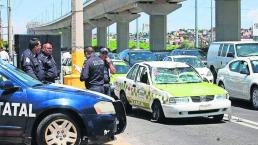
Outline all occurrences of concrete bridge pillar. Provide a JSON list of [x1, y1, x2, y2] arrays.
[[138, 3, 182, 51], [89, 18, 114, 48], [61, 28, 72, 49], [84, 23, 95, 47], [215, 0, 241, 41], [107, 13, 140, 52]]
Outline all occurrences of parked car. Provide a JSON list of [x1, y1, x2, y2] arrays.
[[163, 55, 213, 83], [207, 41, 258, 82], [62, 57, 72, 75], [153, 51, 170, 61], [0, 60, 126, 144], [217, 57, 258, 109], [119, 49, 157, 66], [170, 49, 207, 64], [114, 61, 231, 122]]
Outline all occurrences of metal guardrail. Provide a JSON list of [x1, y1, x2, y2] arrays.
[[29, 0, 96, 29]]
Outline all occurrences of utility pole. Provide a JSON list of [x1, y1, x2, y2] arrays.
[[136, 18, 139, 49], [0, 4, 3, 40], [210, 0, 213, 42], [61, 0, 63, 16], [195, 0, 199, 48], [7, 0, 13, 60]]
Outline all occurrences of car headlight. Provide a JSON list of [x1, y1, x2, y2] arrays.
[[168, 97, 189, 104], [94, 101, 116, 114], [215, 94, 229, 100]]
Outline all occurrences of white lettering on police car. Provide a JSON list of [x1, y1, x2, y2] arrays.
[[19, 104, 27, 117], [2, 102, 12, 116], [0, 102, 36, 117]]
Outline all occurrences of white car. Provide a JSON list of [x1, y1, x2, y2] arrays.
[[114, 61, 231, 122], [217, 57, 258, 109], [163, 55, 214, 83]]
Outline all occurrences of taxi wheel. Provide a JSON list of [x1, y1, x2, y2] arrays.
[[151, 101, 165, 123], [36, 113, 81, 145], [251, 87, 258, 109], [120, 92, 132, 113], [212, 114, 224, 122]]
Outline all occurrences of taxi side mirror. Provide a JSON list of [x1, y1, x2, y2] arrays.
[[0, 81, 20, 94]]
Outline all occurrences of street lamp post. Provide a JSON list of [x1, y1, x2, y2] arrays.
[[195, 0, 199, 48], [7, 0, 13, 61]]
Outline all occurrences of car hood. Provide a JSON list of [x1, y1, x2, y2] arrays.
[[34, 83, 114, 102], [154, 82, 225, 97], [195, 67, 209, 75]]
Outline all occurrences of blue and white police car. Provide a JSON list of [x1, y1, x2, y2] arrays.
[[0, 60, 126, 145]]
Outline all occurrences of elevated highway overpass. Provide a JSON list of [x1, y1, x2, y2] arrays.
[[27, 0, 241, 52]]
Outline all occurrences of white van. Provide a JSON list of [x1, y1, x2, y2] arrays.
[[207, 41, 258, 82]]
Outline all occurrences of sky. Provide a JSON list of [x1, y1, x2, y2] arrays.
[[1, 0, 258, 40]]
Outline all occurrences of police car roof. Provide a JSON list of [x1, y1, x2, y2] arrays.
[[139, 61, 189, 68]]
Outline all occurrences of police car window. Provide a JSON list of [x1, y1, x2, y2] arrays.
[[229, 61, 240, 72], [221, 44, 229, 57], [0, 74, 9, 83]]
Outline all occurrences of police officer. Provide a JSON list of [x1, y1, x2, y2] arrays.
[[99, 48, 116, 96], [21, 38, 44, 80], [80, 46, 105, 93], [38, 42, 60, 83]]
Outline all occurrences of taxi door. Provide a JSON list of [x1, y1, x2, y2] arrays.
[[134, 66, 151, 109], [125, 64, 139, 104], [0, 72, 27, 141]]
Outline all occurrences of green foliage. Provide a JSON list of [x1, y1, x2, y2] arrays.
[[90, 38, 180, 51], [180, 40, 194, 49]]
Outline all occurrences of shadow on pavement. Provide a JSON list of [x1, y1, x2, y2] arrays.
[[128, 108, 227, 126], [230, 98, 256, 110]]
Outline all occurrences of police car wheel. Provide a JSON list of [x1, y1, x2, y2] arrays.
[[36, 113, 81, 145], [120, 92, 132, 113], [151, 102, 165, 123]]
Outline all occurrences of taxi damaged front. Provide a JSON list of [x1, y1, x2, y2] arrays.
[[114, 61, 231, 120]]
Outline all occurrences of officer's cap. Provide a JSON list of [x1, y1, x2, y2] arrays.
[[100, 48, 109, 54]]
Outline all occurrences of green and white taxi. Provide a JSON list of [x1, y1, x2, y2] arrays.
[[114, 61, 231, 122]]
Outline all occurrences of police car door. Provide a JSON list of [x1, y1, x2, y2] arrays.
[[0, 72, 28, 140], [135, 66, 150, 109]]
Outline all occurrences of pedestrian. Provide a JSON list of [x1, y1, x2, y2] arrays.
[[21, 38, 44, 80], [0, 47, 10, 63], [38, 42, 60, 83], [99, 48, 116, 96], [80, 46, 105, 93]]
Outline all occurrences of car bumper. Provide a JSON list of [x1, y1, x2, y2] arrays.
[[82, 101, 126, 141], [161, 100, 231, 118]]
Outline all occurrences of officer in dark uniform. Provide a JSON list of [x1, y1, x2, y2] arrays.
[[38, 42, 59, 83], [21, 38, 44, 81], [80, 46, 105, 93], [99, 48, 116, 96]]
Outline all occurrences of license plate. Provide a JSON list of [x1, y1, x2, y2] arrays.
[[199, 104, 212, 110]]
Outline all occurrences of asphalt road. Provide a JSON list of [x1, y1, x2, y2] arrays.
[[117, 98, 258, 145]]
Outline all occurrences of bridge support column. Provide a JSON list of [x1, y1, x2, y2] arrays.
[[107, 13, 140, 52], [97, 27, 107, 47], [138, 3, 182, 51], [61, 28, 71, 49], [64, 0, 85, 89], [215, 0, 241, 41], [84, 24, 94, 46]]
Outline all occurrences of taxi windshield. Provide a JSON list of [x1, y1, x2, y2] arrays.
[[0, 63, 43, 87], [152, 66, 202, 84]]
